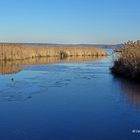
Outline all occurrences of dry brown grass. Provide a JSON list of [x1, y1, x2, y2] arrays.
[[0, 44, 107, 61], [111, 40, 140, 80]]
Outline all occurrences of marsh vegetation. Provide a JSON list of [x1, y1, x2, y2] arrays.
[[111, 40, 140, 80], [0, 44, 107, 61]]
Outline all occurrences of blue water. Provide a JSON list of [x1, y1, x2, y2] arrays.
[[0, 50, 140, 140]]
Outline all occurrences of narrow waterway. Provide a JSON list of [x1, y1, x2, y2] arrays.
[[0, 50, 140, 140]]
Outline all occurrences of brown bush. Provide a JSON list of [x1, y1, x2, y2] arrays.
[[111, 40, 140, 80]]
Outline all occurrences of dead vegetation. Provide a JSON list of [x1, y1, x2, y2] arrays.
[[111, 40, 140, 80], [0, 44, 107, 61]]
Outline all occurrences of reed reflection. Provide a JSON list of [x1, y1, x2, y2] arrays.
[[0, 56, 107, 75], [116, 77, 140, 108]]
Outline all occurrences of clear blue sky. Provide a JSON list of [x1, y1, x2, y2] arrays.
[[0, 0, 139, 44]]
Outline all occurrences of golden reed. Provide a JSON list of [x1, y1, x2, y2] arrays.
[[111, 40, 140, 80], [0, 44, 107, 61]]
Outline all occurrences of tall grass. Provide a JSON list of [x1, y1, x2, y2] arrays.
[[111, 40, 140, 80], [0, 44, 107, 61]]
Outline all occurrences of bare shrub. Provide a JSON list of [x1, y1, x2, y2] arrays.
[[111, 40, 140, 80]]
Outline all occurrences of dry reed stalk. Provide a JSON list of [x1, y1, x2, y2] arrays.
[[111, 40, 140, 80], [0, 44, 107, 61]]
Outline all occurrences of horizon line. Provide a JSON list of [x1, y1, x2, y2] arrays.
[[0, 41, 122, 45]]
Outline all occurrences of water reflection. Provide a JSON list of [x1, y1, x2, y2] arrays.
[[0, 56, 107, 75], [116, 77, 140, 108]]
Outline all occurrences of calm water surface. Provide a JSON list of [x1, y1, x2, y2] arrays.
[[0, 50, 140, 140]]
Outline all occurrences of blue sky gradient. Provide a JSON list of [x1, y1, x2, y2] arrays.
[[0, 0, 140, 44]]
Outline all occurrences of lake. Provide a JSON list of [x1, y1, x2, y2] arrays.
[[0, 49, 140, 140]]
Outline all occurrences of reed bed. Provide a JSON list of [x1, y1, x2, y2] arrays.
[[111, 40, 140, 80], [0, 44, 107, 61]]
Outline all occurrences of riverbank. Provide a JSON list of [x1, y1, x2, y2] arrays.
[[0, 44, 107, 61], [111, 40, 140, 81]]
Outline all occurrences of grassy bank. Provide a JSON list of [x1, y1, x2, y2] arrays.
[[111, 40, 140, 80], [0, 44, 107, 61]]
